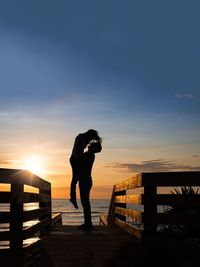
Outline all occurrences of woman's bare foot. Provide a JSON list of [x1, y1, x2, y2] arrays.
[[69, 198, 78, 209]]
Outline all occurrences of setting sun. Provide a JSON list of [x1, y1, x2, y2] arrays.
[[24, 155, 45, 176]]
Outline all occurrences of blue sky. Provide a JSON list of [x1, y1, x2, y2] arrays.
[[0, 0, 200, 197]]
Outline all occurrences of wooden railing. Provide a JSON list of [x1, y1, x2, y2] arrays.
[[100, 171, 200, 240], [0, 168, 52, 253]]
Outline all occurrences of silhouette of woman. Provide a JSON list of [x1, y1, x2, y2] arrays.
[[78, 141, 102, 231], [69, 129, 102, 209]]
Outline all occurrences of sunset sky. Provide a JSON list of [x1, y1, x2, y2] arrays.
[[0, 0, 200, 198]]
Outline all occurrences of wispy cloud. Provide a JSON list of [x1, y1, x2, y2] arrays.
[[0, 159, 19, 167], [0, 112, 26, 117], [175, 93, 200, 101], [107, 159, 200, 172]]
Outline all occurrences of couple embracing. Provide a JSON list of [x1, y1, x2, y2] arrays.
[[69, 129, 102, 231]]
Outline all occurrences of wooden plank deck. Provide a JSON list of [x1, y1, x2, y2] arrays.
[[35, 225, 140, 267], [33, 225, 200, 267], [2, 225, 200, 267]]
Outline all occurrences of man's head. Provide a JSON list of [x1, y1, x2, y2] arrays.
[[88, 141, 102, 154]]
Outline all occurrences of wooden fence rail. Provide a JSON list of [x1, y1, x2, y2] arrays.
[[0, 168, 51, 257], [100, 171, 200, 240]]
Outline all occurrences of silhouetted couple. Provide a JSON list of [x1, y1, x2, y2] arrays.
[[69, 129, 102, 231]]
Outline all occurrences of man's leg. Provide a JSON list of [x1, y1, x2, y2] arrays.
[[79, 180, 93, 229]]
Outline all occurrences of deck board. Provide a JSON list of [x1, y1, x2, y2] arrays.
[[35, 225, 140, 267], [1, 225, 200, 267]]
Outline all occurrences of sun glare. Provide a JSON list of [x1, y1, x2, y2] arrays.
[[24, 155, 45, 176]]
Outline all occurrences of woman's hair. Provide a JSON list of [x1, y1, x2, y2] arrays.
[[86, 129, 102, 143]]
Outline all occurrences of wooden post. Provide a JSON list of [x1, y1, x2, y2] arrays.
[[10, 182, 24, 250], [39, 184, 52, 236], [10, 182, 24, 266], [107, 186, 116, 225], [143, 185, 157, 235]]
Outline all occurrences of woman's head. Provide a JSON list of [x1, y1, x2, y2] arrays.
[[86, 129, 102, 143]]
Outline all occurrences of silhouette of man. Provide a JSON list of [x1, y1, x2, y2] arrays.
[[78, 141, 102, 231]]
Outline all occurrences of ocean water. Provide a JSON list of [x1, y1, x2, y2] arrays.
[[0, 199, 110, 227], [53, 199, 110, 225]]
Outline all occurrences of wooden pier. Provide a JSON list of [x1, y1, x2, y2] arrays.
[[35, 225, 140, 267], [1, 169, 200, 267]]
